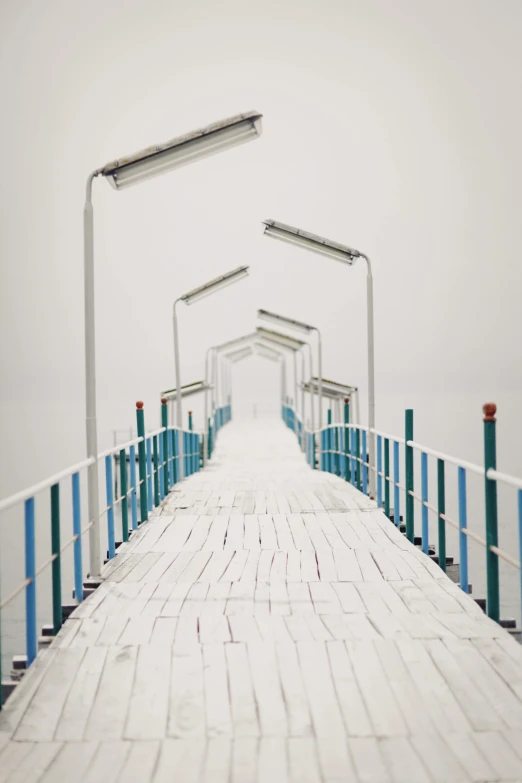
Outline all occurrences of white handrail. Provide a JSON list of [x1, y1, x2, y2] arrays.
[[487, 468, 522, 491], [406, 440, 484, 477], [98, 435, 144, 460], [0, 457, 96, 514]]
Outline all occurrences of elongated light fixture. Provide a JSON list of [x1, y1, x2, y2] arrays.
[[255, 326, 305, 350], [102, 111, 263, 190], [226, 346, 253, 363], [180, 265, 249, 306], [262, 219, 361, 264], [258, 308, 314, 334]]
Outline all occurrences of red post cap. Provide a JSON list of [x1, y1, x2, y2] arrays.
[[344, 397, 350, 404], [188, 411, 193, 415], [483, 402, 496, 422], [136, 401, 144, 410], [161, 397, 168, 405]]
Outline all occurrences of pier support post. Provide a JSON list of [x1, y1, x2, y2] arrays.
[[483, 402, 500, 622], [405, 409, 414, 543]]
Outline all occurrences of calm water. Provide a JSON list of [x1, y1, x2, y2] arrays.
[[1, 386, 521, 674]]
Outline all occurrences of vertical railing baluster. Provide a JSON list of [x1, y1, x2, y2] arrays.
[[393, 441, 400, 527], [24, 497, 37, 665], [421, 452, 429, 554], [384, 438, 390, 517], [356, 429, 361, 491], [483, 402, 499, 622], [146, 437, 153, 512], [362, 430, 368, 495], [120, 448, 129, 543], [344, 399, 350, 483], [437, 457, 446, 573], [72, 472, 83, 602], [158, 431, 164, 502], [350, 426, 356, 486], [458, 466, 468, 593], [129, 444, 138, 530], [105, 455, 115, 559], [153, 435, 160, 507], [136, 402, 148, 524], [377, 435, 382, 507], [161, 398, 170, 494], [171, 429, 178, 485], [51, 483, 62, 634], [518, 489, 522, 620], [327, 410, 332, 473], [405, 409, 414, 543]]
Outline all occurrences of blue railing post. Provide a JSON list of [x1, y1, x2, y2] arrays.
[[421, 452, 429, 554], [393, 441, 400, 526], [172, 429, 178, 484], [136, 401, 148, 524], [356, 429, 361, 490], [376, 435, 382, 507], [327, 409, 332, 473], [405, 409, 414, 543], [129, 444, 138, 530], [384, 437, 390, 516], [24, 497, 37, 665], [458, 466, 469, 593], [483, 402, 499, 622], [119, 448, 129, 543], [105, 455, 115, 559], [158, 431, 164, 502], [72, 472, 83, 602], [519, 490, 522, 618]]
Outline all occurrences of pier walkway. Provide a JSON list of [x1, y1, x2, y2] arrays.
[[2, 419, 522, 782]]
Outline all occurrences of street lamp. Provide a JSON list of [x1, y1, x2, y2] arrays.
[[173, 265, 250, 477], [82, 110, 262, 577], [262, 218, 375, 497], [257, 308, 321, 436]]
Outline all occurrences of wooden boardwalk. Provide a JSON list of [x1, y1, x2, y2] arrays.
[[2, 419, 522, 782]]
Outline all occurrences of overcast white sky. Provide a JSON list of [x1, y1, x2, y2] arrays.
[[1, 0, 521, 491]]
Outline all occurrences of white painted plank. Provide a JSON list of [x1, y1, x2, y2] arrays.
[[297, 642, 345, 738], [288, 737, 322, 783], [202, 643, 232, 736], [125, 644, 171, 740], [226, 642, 259, 736], [168, 647, 205, 737], [248, 643, 287, 736], [84, 645, 138, 740]]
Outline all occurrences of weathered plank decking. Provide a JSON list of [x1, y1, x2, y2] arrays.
[[2, 418, 522, 782]]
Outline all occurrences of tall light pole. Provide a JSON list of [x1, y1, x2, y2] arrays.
[[257, 309, 320, 450], [262, 219, 375, 497], [173, 265, 249, 477], [82, 111, 262, 577]]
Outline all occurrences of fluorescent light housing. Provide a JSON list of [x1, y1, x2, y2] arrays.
[[180, 265, 249, 306], [225, 346, 253, 363], [262, 220, 361, 265], [308, 377, 357, 395], [161, 380, 210, 400], [255, 343, 282, 362], [256, 326, 304, 350], [258, 308, 315, 334], [101, 111, 263, 190]]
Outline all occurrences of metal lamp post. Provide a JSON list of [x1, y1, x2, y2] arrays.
[[262, 219, 375, 497], [173, 265, 250, 477], [81, 111, 262, 577]]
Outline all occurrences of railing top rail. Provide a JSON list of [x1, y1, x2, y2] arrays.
[[0, 457, 96, 514], [406, 439, 485, 476], [98, 435, 144, 459], [487, 467, 522, 491]]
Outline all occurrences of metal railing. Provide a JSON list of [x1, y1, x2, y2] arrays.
[[0, 397, 235, 707], [208, 404, 231, 459], [284, 400, 522, 628]]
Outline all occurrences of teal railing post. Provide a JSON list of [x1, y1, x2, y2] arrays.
[[72, 472, 83, 602], [172, 429, 178, 485], [327, 409, 332, 473], [384, 438, 390, 517], [421, 452, 429, 554], [405, 409, 414, 543], [24, 497, 37, 665], [188, 411, 194, 476], [437, 458, 446, 573], [161, 398, 169, 496], [356, 429, 361, 490], [376, 435, 382, 507], [343, 399, 350, 482], [483, 402, 499, 622], [136, 402, 148, 523], [51, 483, 62, 635], [208, 418, 212, 459], [119, 448, 129, 543], [153, 435, 160, 506]]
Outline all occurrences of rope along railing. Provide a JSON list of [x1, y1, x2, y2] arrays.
[[284, 399, 522, 629], [0, 397, 232, 708]]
